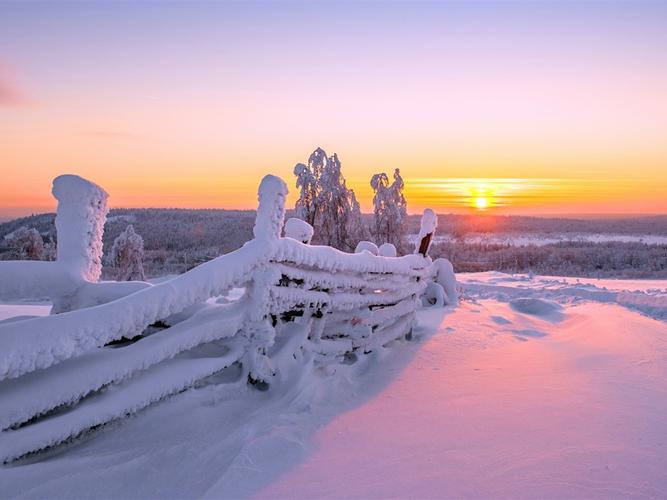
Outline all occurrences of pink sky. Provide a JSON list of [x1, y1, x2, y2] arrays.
[[1, 1, 666, 217]]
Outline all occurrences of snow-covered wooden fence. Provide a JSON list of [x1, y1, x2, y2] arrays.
[[0, 173, 449, 462]]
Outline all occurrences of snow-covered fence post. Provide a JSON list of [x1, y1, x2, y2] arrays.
[[253, 174, 288, 241], [52, 175, 109, 282], [415, 208, 437, 257], [244, 174, 288, 388]]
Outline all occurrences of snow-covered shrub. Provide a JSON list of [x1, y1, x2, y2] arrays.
[[284, 217, 314, 244], [52, 174, 109, 282], [378, 243, 397, 257], [110, 225, 146, 281], [3, 226, 44, 260], [432, 257, 458, 305], [371, 168, 407, 251], [355, 241, 379, 255]]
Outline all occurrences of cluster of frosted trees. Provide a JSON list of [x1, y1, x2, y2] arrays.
[[293, 147, 408, 253], [2, 223, 147, 281], [2, 226, 55, 261]]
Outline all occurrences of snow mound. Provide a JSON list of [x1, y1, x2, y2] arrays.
[[509, 297, 564, 321], [284, 218, 314, 244], [432, 258, 458, 306], [355, 241, 379, 255], [378, 243, 397, 257]]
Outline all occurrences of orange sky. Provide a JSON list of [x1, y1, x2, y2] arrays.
[[1, 1, 666, 218]]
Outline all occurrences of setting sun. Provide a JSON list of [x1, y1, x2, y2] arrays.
[[474, 197, 489, 210]]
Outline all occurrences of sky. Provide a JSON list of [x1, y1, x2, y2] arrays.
[[1, 0, 666, 218]]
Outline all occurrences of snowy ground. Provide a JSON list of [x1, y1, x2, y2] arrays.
[[1, 273, 666, 499], [425, 232, 667, 246]]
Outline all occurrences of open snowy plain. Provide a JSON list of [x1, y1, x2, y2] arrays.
[[1, 272, 666, 499]]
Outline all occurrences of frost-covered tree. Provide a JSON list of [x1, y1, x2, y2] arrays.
[[347, 189, 368, 244], [317, 153, 353, 249], [110, 224, 145, 281], [371, 168, 407, 250], [4, 226, 44, 260], [43, 237, 57, 261], [293, 147, 365, 251], [293, 148, 327, 226]]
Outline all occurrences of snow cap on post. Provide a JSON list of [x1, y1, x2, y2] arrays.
[[52, 174, 109, 282], [378, 242, 397, 257], [415, 208, 437, 257], [355, 240, 379, 255], [284, 217, 314, 244], [253, 174, 288, 240]]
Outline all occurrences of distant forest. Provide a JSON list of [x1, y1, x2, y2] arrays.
[[1, 209, 667, 279]]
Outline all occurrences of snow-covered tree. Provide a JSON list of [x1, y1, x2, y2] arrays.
[[347, 189, 368, 244], [293, 148, 327, 226], [110, 224, 145, 281], [293, 147, 365, 251], [4, 226, 44, 260], [43, 238, 57, 261], [371, 168, 407, 250]]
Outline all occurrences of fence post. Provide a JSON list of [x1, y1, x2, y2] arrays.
[[52, 175, 109, 282], [416, 208, 437, 257], [244, 175, 288, 388], [253, 174, 288, 240]]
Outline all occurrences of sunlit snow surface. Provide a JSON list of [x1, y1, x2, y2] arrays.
[[0, 303, 50, 323], [1, 273, 666, 499]]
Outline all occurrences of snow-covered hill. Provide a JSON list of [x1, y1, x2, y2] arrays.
[[1, 273, 666, 499]]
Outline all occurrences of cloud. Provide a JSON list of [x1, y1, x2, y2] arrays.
[[0, 66, 31, 107]]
